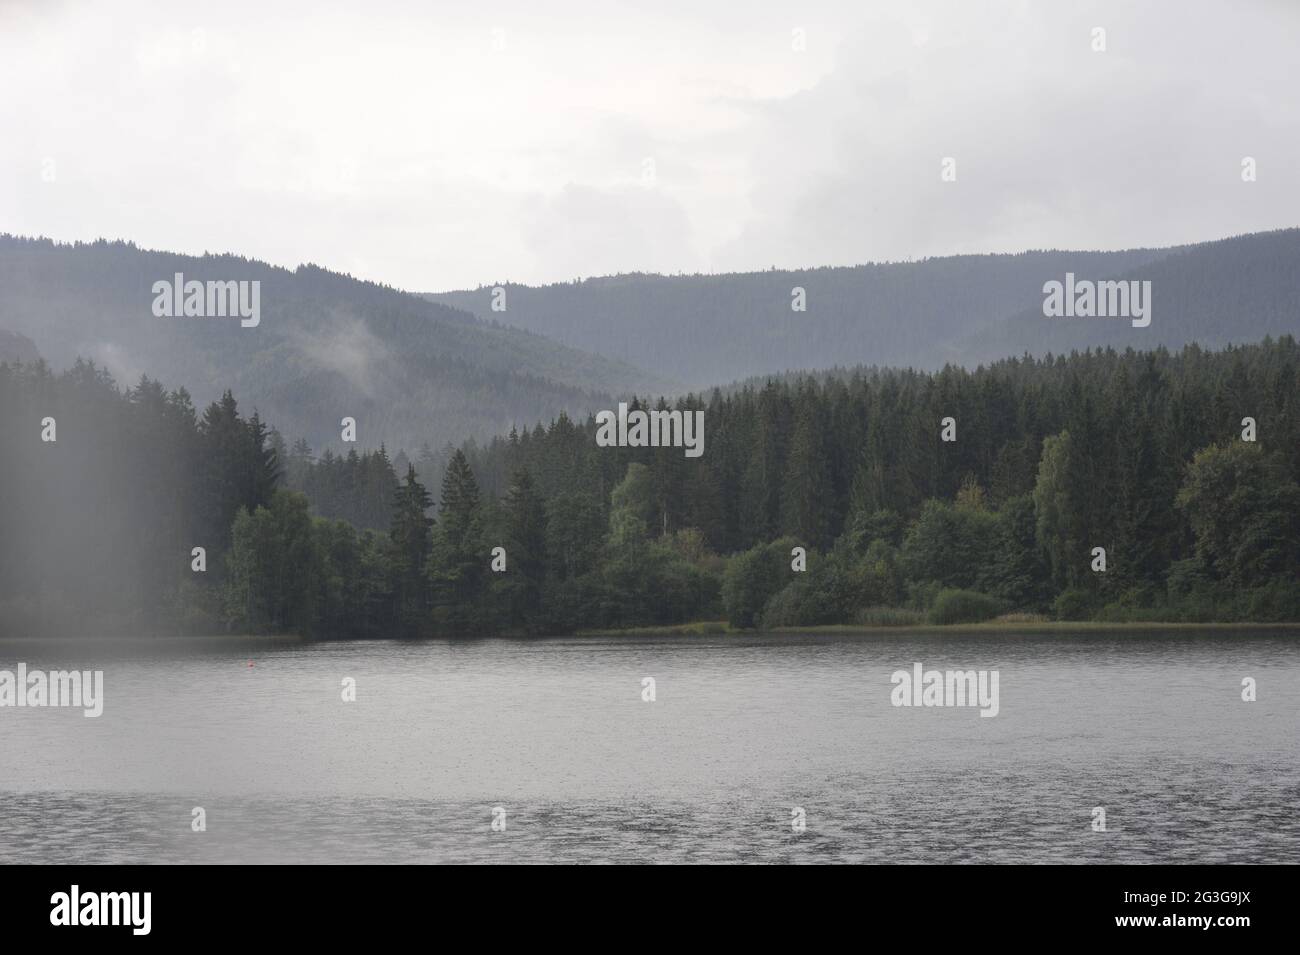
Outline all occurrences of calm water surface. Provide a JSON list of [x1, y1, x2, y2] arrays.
[[1, 629, 1297, 863]]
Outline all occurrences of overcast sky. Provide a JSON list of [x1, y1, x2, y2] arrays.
[[2, 0, 1297, 291]]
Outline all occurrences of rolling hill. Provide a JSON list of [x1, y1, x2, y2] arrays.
[[0, 235, 670, 453], [959, 229, 1300, 362], [426, 230, 1300, 386]]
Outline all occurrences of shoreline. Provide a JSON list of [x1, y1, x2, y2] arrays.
[[574, 619, 1300, 638], [3, 622, 1299, 644]]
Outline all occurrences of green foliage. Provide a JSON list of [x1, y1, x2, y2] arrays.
[[390, 464, 433, 633], [608, 462, 656, 547], [722, 537, 798, 629], [1245, 580, 1300, 622], [929, 589, 1003, 625], [855, 606, 927, 627], [901, 499, 999, 590], [284, 444, 399, 531], [761, 567, 855, 628], [498, 468, 548, 630], [4, 337, 1300, 638], [545, 491, 605, 581], [985, 494, 1051, 611], [1053, 588, 1097, 622], [428, 449, 486, 634], [846, 538, 906, 608], [1176, 442, 1300, 587], [1033, 430, 1078, 590], [841, 508, 904, 553], [224, 490, 317, 634]]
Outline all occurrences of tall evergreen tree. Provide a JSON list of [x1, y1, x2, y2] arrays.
[[390, 463, 433, 633], [429, 449, 485, 633], [501, 467, 548, 628]]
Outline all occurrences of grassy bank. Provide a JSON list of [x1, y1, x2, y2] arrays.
[[575, 618, 1300, 638]]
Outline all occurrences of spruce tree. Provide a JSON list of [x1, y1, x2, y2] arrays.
[[390, 463, 433, 634]]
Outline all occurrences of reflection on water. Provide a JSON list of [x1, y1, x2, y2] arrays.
[[1, 629, 1297, 863]]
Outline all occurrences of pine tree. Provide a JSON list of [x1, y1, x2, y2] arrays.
[[502, 467, 548, 628], [429, 449, 485, 633], [390, 464, 433, 634], [780, 393, 833, 549]]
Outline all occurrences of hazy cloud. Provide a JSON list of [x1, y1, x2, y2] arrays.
[[2, 0, 1296, 290]]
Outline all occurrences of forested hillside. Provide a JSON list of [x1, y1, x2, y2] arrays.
[[3, 339, 1296, 638], [426, 248, 1168, 384], [962, 229, 1300, 361], [426, 230, 1300, 387], [0, 235, 668, 453]]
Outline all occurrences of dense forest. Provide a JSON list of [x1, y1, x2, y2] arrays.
[[0, 234, 666, 454], [428, 229, 1300, 388], [1, 338, 1297, 639]]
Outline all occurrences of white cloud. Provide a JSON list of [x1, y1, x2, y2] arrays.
[[1, 0, 1296, 290]]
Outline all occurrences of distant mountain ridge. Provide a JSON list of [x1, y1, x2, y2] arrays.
[[6, 229, 1295, 460], [425, 229, 1300, 386], [0, 235, 671, 453], [960, 229, 1300, 360]]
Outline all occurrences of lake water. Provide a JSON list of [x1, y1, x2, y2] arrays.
[[1, 629, 1297, 864]]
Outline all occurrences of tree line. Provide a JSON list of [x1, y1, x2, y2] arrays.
[[1, 337, 1297, 638]]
